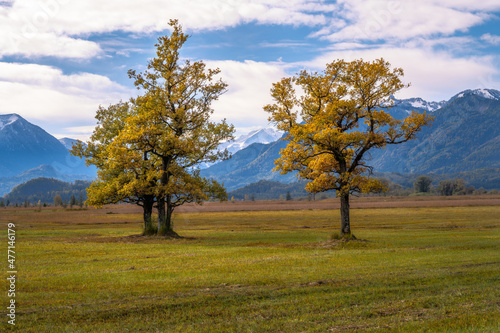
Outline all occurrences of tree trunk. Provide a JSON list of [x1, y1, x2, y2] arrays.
[[157, 156, 179, 237], [158, 194, 178, 237], [142, 195, 154, 234], [143, 196, 154, 227], [165, 194, 173, 231], [157, 196, 165, 232], [157, 155, 169, 234], [340, 193, 351, 236]]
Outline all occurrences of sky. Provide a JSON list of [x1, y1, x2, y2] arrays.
[[1, 0, 500, 140]]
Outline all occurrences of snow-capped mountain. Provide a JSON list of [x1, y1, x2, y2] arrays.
[[396, 97, 447, 112], [59, 137, 79, 150], [0, 114, 20, 131], [201, 88, 500, 191], [219, 128, 283, 155], [450, 88, 500, 102], [0, 114, 95, 195], [0, 113, 71, 177], [377, 96, 447, 121]]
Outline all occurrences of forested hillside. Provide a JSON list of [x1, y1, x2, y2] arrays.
[[2, 177, 90, 205], [201, 89, 500, 191]]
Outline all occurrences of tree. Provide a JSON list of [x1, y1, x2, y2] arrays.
[[75, 20, 234, 236], [78, 191, 84, 208], [71, 101, 159, 233], [453, 178, 467, 195], [437, 179, 468, 196], [123, 20, 234, 236], [437, 180, 454, 196], [437, 179, 453, 196], [53, 195, 63, 207], [265, 58, 433, 237], [414, 175, 432, 193], [69, 195, 77, 208], [286, 191, 292, 201]]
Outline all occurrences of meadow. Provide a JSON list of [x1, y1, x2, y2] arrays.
[[1, 196, 499, 332]]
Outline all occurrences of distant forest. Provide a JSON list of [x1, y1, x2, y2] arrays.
[[1, 177, 90, 206], [228, 173, 498, 201], [1, 171, 498, 207]]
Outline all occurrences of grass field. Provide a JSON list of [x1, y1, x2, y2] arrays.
[[1, 197, 499, 332]]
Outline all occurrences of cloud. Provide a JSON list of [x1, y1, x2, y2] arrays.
[[0, 60, 287, 138], [206, 60, 287, 131], [0, 2, 102, 58], [481, 33, 500, 45], [1, 0, 498, 137], [0, 0, 332, 59], [314, 0, 497, 42], [0, 62, 132, 138], [54, 125, 97, 141], [300, 47, 498, 101]]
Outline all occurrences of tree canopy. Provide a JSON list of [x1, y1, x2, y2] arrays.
[[72, 20, 234, 235], [265, 58, 433, 236]]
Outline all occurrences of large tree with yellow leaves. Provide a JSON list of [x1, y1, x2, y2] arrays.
[[73, 20, 234, 236], [124, 20, 234, 235], [264, 59, 433, 237], [71, 101, 159, 233]]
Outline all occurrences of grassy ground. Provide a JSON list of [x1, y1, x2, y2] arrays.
[[1, 199, 499, 332]]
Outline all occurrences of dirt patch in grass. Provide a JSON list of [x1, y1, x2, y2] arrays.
[[116, 233, 197, 243], [62, 233, 199, 244], [243, 238, 369, 250], [302, 238, 370, 250]]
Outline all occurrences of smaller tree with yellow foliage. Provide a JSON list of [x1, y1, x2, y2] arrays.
[[73, 20, 234, 237], [71, 101, 158, 233], [265, 58, 433, 237]]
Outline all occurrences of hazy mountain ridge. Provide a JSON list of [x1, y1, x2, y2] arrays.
[[2, 88, 499, 198], [201, 89, 500, 191], [0, 116, 281, 196], [370, 90, 500, 174], [3, 177, 90, 205], [0, 165, 95, 198], [0, 114, 71, 177], [59, 138, 79, 150], [219, 128, 283, 155], [201, 138, 298, 191], [0, 114, 96, 195]]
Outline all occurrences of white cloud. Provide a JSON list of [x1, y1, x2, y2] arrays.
[[0, 0, 332, 59], [207, 60, 288, 131], [0, 60, 287, 138], [481, 33, 500, 45], [54, 125, 97, 141], [0, 0, 498, 137], [300, 47, 498, 101], [0, 62, 132, 138], [0, 2, 102, 58], [315, 0, 494, 42]]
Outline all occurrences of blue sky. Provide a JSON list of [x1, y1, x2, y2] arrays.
[[1, 0, 500, 140]]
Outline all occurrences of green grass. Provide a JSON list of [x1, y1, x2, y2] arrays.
[[1, 205, 499, 332]]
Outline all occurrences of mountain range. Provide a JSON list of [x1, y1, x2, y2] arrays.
[[0, 114, 96, 196], [198, 128, 282, 169], [201, 89, 500, 191], [0, 115, 281, 196], [1, 88, 499, 197], [219, 128, 283, 155]]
